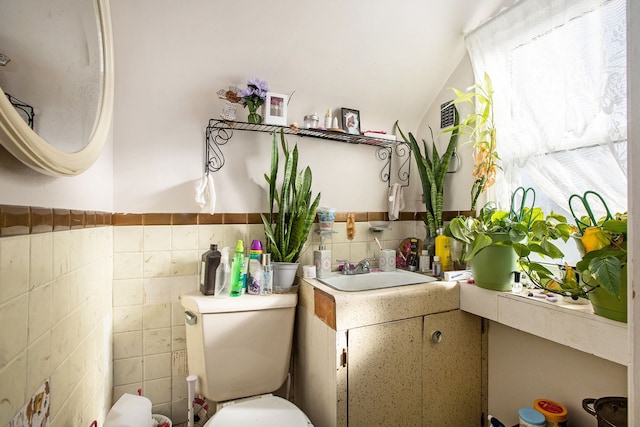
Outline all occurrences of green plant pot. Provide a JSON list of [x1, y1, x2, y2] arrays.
[[589, 272, 627, 323], [469, 233, 517, 291]]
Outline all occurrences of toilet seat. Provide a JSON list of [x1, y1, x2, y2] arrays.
[[205, 394, 313, 427]]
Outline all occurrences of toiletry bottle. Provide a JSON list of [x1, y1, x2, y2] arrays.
[[230, 240, 245, 297], [247, 240, 263, 295], [419, 250, 430, 273], [435, 228, 452, 272], [432, 255, 442, 278], [200, 244, 221, 296], [512, 271, 523, 294], [261, 253, 273, 296], [215, 247, 231, 297], [324, 108, 332, 128], [314, 242, 331, 278]]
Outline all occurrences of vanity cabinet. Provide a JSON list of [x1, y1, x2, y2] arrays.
[[293, 279, 484, 427]]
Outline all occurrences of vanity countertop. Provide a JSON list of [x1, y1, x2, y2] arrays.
[[298, 277, 459, 331]]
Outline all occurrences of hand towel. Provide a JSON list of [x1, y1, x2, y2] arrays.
[[194, 173, 216, 214], [388, 183, 405, 221]]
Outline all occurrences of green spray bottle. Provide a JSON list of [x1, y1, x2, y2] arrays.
[[230, 240, 245, 297]]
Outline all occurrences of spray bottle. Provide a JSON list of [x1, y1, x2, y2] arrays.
[[247, 240, 263, 295], [214, 247, 231, 297], [230, 240, 245, 297]]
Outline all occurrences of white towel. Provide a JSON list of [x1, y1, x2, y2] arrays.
[[194, 173, 216, 214], [388, 183, 405, 221]]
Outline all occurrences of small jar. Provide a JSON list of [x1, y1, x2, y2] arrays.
[[533, 399, 568, 427], [303, 113, 319, 129], [519, 408, 545, 427]]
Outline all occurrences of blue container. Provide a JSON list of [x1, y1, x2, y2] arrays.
[[519, 408, 545, 426]]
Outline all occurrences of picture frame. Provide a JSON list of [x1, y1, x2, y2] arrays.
[[264, 92, 288, 126], [340, 108, 361, 135]]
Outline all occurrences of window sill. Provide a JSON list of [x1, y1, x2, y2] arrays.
[[459, 283, 629, 366]]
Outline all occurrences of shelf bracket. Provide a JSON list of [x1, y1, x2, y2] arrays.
[[205, 119, 233, 173]]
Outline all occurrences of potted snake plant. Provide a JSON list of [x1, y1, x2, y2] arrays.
[[261, 130, 321, 290], [395, 107, 460, 239]]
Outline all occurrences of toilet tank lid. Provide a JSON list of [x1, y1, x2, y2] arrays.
[[181, 291, 297, 314]]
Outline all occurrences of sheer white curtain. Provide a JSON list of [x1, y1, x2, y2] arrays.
[[464, 0, 627, 219]]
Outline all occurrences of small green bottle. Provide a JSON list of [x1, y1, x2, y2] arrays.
[[230, 240, 245, 297]]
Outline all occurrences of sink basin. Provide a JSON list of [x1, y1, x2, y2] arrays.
[[317, 269, 437, 292]]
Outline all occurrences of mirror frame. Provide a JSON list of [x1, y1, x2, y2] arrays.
[[0, 0, 114, 176]]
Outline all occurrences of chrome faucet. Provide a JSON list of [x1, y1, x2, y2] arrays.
[[337, 258, 373, 275]]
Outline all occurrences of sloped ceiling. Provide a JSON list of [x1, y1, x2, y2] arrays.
[[121, 0, 506, 133]]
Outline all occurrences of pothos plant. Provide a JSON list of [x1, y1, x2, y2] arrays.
[[261, 130, 321, 263], [394, 108, 459, 235], [446, 72, 500, 210]]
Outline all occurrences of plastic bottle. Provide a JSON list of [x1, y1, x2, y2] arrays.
[[435, 228, 452, 272], [419, 250, 430, 273], [261, 253, 273, 296], [432, 255, 442, 278], [247, 240, 263, 295], [230, 240, 245, 297], [215, 247, 231, 297], [200, 244, 221, 296], [324, 109, 332, 128]]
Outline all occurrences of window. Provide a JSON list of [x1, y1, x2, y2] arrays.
[[464, 0, 627, 222]]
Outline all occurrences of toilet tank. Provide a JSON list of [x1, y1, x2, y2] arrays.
[[181, 291, 298, 403]]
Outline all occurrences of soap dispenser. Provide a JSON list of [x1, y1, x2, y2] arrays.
[[314, 237, 331, 278]]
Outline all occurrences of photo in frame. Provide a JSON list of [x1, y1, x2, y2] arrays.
[[264, 92, 288, 126], [340, 108, 361, 135]]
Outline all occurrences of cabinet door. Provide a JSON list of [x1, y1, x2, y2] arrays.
[[423, 310, 482, 426], [347, 317, 422, 427]]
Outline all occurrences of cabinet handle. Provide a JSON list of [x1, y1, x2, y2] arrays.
[[431, 330, 443, 343]]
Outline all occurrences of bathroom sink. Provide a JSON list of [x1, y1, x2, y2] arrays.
[[317, 269, 437, 292]]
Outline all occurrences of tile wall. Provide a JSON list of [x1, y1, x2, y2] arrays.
[[0, 221, 113, 426], [111, 213, 429, 424]]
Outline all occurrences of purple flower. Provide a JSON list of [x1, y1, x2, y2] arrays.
[[238, 78, 269, 110]]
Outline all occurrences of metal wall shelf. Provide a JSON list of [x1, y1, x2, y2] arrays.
[[204, 119, 410, 186]]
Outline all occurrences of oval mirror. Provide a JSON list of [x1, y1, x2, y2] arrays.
[[0, 0, 113, 176]]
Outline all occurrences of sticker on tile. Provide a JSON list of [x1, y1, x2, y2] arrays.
[[11, 379, 50, 427]]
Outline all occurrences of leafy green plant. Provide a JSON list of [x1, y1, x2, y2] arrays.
[[521, 213, 627, 299], [394, 110, 459, 234], [261, 130, 321, 263], [445, 72, 500, 210], [447, 201, 571, 264]]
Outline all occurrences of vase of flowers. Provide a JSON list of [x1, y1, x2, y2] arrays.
[[238, 78, 269, 124]]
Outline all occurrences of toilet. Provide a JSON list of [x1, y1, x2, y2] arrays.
[[181, 291, 313, 427]]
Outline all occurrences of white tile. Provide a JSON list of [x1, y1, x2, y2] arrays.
[[144, 353, 171, 381], [144, 377, 171, 404], [352, 222, 370, 242], [0, 351, 27, 424], [29, 233, 53, 290], [223, 225, 248, 249], [52, 231, 71, 277], [198, 224, 225, 250], [26, 333, 51, 394], [113, 356, 143, 386], [171, 398, 189, 424], [113, 305, 143, 333], [113, 278, 144, 307], [143, 251, 172, 277], [69, 229, 87, 271], [0, 294, 28, 370], [349, 242, 368, 263], [143, 277, 173, 305], [170, 250, 198, 276], [171, 301, 186, 326], [0, 236, 29, 305], [171, 326, 187, 351], [50, 309, 82, 370], [144, 226, 172, 252], [171, 225, 198, 250], [113, 226, 144, 253], [28, 282, 52, 344], [143, 303, 171, 329], [113, 331, 143, 359], [171, 374, 188, 401], [143, 328, 172, 355], [113, 252, 144, 279], [171, 275, 199, 302]]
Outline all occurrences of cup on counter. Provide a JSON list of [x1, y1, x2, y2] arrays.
[[379, 249, 396, 271]]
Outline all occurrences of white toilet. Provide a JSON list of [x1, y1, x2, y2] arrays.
[[181, 291, 313, 427]]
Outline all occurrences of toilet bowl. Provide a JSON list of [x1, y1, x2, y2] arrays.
[[181, 291, 313, 426], [204, 394, 312, 427]]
